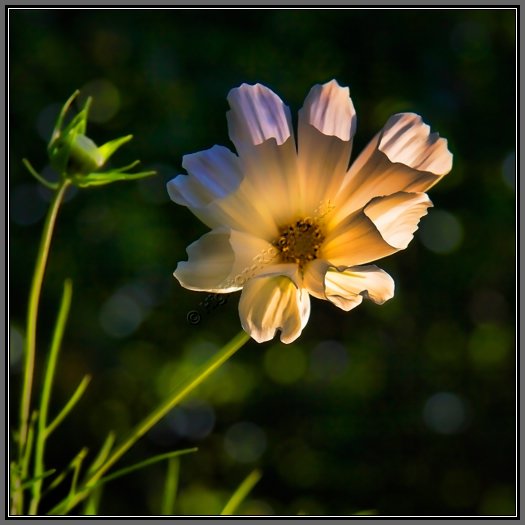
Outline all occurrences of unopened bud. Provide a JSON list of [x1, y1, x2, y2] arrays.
[[67, 134, 104, 174]]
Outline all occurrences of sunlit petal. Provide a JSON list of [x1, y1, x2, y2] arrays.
[[224, 84, 301, 225], [321, 208, 398, 267], [324, 265, 395, 311], [297, 80, 356, 214], [364, 191, 432, 249], [332, 112, 452, 223], [167, 145, 242, 208], [174, 228, 275, 293], [239, 275, 310, 344]]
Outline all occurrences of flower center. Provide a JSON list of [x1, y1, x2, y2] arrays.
[[273, 218, 325, 267]]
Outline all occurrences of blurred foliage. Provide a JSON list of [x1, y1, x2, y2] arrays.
[[9, 8, 515, 516]]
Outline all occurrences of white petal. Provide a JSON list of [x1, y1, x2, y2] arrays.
[[227, 83, 293, 148], [167, 145, 242, 208], [226, 83, 301, 224], [297, 80, 356, 213], [324, 265, 395, 311], [239, 275, 310, 344], [300, 80, 356, 141], [169, 148, 282, 240], [174, 229, 276, 293], [321, 208, 398, 267], [332, 112, 452, 223], [302, 259, 331, 300], [364, 192, 432, 249]]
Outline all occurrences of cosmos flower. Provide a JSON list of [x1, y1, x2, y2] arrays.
[[168, 80, 452, 343]]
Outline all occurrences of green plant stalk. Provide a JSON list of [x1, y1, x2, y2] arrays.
[[50, 330, 251, 514], [29, 279, 73, 515], [161, 458, 179, 515], [221, 469, 262, 515], [18, 179, 71, 461]]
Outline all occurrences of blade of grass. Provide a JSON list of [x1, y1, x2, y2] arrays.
[[46, 375, 91, 438], [89, 448, 196, 488], [221, 469, 262, 516], [161, 457, 180, 515]]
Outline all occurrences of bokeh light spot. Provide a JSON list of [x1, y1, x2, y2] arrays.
[[167, 399, 215, 440], [178, 485, 223, 515], [11, 184, 47, 226], [479, 485, 516, 515], [467, 323, 512, 368], [263, 344, 306, 384], [224, 421, 267, 463], [36, 103, 62, 141], [99, 291, 144, 338], [79, 79, 120, 123], [419, 209, 463, 254], [423, 391, 468, 434]]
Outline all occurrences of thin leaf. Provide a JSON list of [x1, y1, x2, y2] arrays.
[[221, 469, 262, 515], [22, 159, 58, 190], [86, 432, 116, 476], [20, 469, 57, 490], [161, 457, 179, 515], [47, 448, 89, 514], [90, 448, 197, 489], [46, 447, 89, 494], [49, 448, 197, 516], [46, 375, 91, 437]]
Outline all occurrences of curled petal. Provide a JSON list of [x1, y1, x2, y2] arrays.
[[239, 275, 311, 344], [332, 112, 452, 223], [167, 145, 243, 209], [324, 265, 395, 311], [168, 145, 280, 240], [174, 229, 275, 293], [300, 80, 356, 141], [321, 208, 398, 267], [227, 83, 293, 148], [302, 259, 331, 300], [297, 80, 356, 213], [364, 192, 433, 249]]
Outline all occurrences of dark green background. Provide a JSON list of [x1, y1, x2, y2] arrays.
[[10, 8, 516, 516]]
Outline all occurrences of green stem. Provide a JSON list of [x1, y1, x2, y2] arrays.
[[29, 279, 73, 515], [221, 469, 262, 515], [18, 180, 70, 462], [50, 330, 250, 514]]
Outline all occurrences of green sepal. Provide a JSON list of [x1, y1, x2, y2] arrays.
[[71, 167, 156, 188], [97, 135, 133, 164]]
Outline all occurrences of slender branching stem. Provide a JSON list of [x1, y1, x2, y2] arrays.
[[18, 180, 70, 465]]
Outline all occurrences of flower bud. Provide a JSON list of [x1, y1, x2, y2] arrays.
[[66, 134, 104, 174]]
